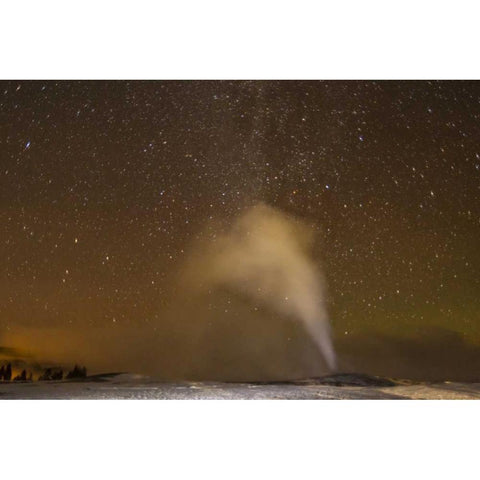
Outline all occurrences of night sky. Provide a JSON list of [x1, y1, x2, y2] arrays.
[[1, 80, 480, 381]]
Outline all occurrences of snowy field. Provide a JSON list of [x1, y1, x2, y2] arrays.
[[1, 374, 480, 399]]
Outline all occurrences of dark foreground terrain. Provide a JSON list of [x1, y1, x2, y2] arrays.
[[1, 373, 480, 399]]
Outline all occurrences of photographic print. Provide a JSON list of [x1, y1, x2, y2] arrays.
[[1, 80, 479, 399]]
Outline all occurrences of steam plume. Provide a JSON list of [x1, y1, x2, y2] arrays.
[[182, 204, 336, 371], [2, 204, 336, 378]]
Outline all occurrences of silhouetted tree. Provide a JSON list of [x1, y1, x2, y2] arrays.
[[66, 364, 87, 379], [28, 371, 33, 381], [38, 367, 63, 381], [0, 365, 5, 381], [5, 363, 12, 381], [38, 368, 52, 381]]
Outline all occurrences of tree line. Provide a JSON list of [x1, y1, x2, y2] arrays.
[[0, 363, 31, 382], [0, 363, 87, 382]]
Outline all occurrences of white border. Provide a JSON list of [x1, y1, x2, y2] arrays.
[[1, 1, 480, 79], [2, 400, 478, 479]]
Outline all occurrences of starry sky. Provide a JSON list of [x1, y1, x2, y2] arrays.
[[1, 80, 480, 380]]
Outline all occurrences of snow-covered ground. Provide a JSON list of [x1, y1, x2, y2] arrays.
[[1, 374, 480, 399]]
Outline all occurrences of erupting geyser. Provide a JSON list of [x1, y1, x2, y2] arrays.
[[183, 204, 337, 371]]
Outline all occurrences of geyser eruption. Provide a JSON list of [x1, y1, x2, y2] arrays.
[[3, 204, 336, 378], [184, 204, 337, 371]]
